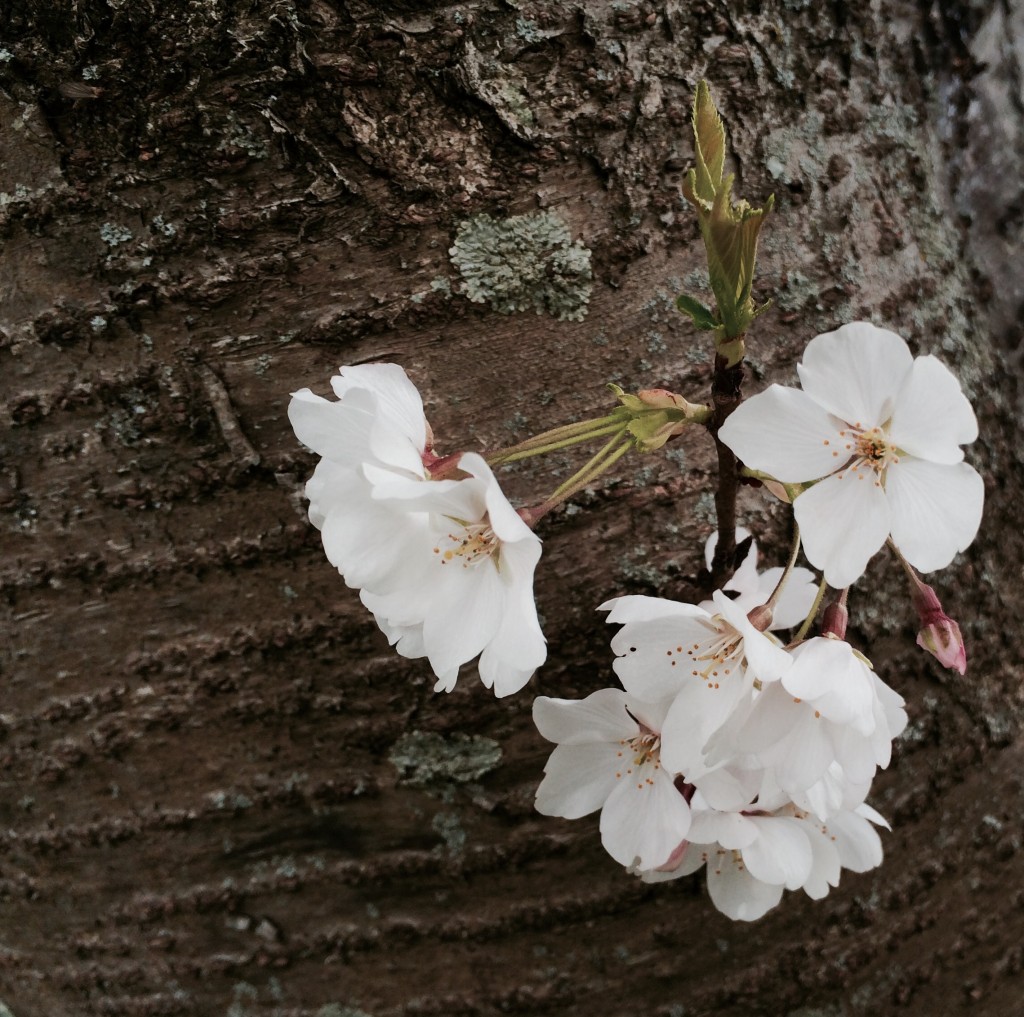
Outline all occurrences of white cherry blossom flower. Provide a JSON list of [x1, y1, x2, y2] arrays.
[[602, 592, 792, 777], [289, 364, 545, 697], [639, 795, 888, 922], [533, 689, 691, 870], [735, 637, 907, 797], [718, 322, 984, 587]]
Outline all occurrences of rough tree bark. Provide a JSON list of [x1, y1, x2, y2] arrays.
[[1, 1, 1023, 1015]]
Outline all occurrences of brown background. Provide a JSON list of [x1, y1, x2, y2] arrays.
[[2, 1, 1023, 1015]]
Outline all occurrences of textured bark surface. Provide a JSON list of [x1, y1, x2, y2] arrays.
[[1, 2, 1023, 1015]]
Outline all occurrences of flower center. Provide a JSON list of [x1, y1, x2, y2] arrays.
[[614, 729, 664, 787], [834, 424, 900, 486], [661, 620, 743, 689], [434, 518, 500, 569]]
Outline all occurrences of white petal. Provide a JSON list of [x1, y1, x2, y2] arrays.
[[609, 611, 721, 702], [532, 689, 636, 745], [783, 638, 875, 731], [599, 767, 691, 869], [742, 816, 814, 889], [534, 742, 622, 819], [801, 824, 842, 899], [885, 459, 984, 573], [714, 592, 792, 684], [420, 560, 505, 678], [797, 322, 913, 427], [330, 363, 428, 451], [688, 810, 760, 849], [288, 389, 370, 464], [477, 577, 545, 697], [767, 566, 818, 630], [718, 386, 844, 483], [889, 355, 977, 463], [706, 854, 785, 921], [766, 711, 837, 793], [659, 670, 752, 774], [827, 809, 884, 872], [794, 471, 890, 587], [601, 595, 710, 625], [692, 766, 761, 812]]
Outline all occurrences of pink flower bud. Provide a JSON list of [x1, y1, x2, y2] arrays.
[[820, 599, 849, 641], [911, 581, 967, 675]]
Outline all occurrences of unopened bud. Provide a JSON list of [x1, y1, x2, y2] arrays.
[[746, 603, 773, 632], [917, 616, 967, 675], [910, 580, 967, 675], [820, 599, 848, 640]]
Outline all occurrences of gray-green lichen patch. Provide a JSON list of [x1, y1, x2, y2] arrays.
[[388, 730, 501, 788], [449, 211, 592, 321]]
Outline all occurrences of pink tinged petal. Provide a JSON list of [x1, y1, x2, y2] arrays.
[[802, 825, 842, 899], [885, 459, 984, 574], [828, 809, 884, 872], [794, 470, 891, 588], [533, 689, 636, 745], [796, 321, 914, 427], [330, 363, 428, 451], [889, 355, 977, 463], [717, 386, 844, 483], [638, 841, 711, 883], [742, 816, 814, 890], [534, 742, 623, 819], [706, 854, 785, 921], [599, 767, 692, 869]]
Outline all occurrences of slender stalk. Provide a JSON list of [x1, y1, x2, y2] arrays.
[[487, 421, 627, 466], [547, 439, 633, 507], [763, 523, 801, 611], [548, 428, 630, 501], [486, 414, 623, 464], [793, 575, 829, 643]]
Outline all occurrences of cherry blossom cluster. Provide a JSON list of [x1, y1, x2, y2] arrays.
[[288, 319, 980, 922], [535, 533, 906, 920]]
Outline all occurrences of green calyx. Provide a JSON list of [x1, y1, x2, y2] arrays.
[[609, 384, 711, 452]]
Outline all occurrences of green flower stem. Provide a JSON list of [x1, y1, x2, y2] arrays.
[[546, 437, 633, 508], [793, 574, 829, 644], [487, 419, 628, 466], [548, 428, 631, 502], [764, 524, 802, 612]]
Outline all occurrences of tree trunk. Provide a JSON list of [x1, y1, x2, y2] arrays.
[[2, 1, 1022, 1014]]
